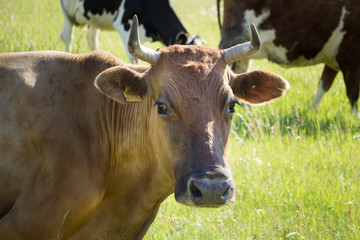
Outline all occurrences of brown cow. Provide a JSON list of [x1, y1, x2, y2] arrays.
[[0, 16, 289, 239], [218, 0, 360, 118]]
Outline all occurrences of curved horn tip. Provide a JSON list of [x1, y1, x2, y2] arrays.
[[131, 15, 139, 27], [222, 23, 262, 64], [250, 23, 261, 50], [127, 14, 160, 65], [127, 15, 139, 55], [133, 15, 138, 23]]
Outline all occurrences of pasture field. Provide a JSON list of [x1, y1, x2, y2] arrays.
[[1, 0, 359, 239]]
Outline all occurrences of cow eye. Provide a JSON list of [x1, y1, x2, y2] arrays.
[[228, 99, 238, 114], [157, 102, 168, 115]]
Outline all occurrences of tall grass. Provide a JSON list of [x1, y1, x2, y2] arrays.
[[1, 0, 359, 239], [145, 59, 360, 239]]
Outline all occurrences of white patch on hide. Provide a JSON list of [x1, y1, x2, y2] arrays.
[[112, 0, 131, 57], [68, 0, 153, 63], [243, 7, 347, 70], [312, 6, 347, 70], [23, 71, 36, 88], [114, 0, 152, 44], [244, 9, 270, 26], [73, 3, 116, 30], [112, 0, 152, 63], [243, 9, 288, 63]]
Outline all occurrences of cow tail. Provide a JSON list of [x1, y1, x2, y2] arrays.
[[217, 0, 222, 32]]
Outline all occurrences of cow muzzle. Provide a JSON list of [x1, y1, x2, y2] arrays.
[[175, 171, 235, 207]]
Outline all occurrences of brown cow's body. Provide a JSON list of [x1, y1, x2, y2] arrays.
[[219, 0, 360, 117], [0, 51, 166, 239], [0, 17, 288, 239]]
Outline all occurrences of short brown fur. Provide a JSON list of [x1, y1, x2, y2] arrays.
[[0, 47, 288, 239]]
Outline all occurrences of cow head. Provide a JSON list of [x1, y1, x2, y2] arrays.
[[175, 32, 206, 46], [95, 16, 289, 207]]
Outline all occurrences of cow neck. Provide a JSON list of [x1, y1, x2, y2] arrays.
[[95, 96, 152, 174], [91, 95, 175, 238], [98, 95, 173, 178]]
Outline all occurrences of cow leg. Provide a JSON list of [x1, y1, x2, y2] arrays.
[[311, 65, 338, 108], [61, 17, 75, 52], [342, 67, 360, 117], [87, 26, 100, 51]]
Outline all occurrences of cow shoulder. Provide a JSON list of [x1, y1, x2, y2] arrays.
[[230, 70, 289, 104]]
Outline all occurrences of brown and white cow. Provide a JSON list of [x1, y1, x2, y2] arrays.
[[0, 16, 288, 239], [218, 0, 360, 117]]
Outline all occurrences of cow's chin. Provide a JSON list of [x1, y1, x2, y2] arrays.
[[174, 171, 235, 207]]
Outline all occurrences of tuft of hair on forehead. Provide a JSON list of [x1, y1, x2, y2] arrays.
[[159, 45, 224, 82]]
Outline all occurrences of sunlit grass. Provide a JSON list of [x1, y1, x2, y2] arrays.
[[1, 0, 359, 239], [146, 121, 360, 239]]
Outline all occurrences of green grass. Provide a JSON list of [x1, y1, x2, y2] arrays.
[[1, 0, 359, 239]]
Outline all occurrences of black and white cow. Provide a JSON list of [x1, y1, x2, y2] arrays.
[[218, 0, 360, 117], [60, 0, 204, 63]]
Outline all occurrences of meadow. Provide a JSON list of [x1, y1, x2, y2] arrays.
[[0, 0, 359, 239]]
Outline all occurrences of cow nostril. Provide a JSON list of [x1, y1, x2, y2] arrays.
[[221, 182, 231, 199], [189, 180, 202, 200]]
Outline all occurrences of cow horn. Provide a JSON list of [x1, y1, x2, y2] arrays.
[[128, 15, 160, 65], [222, 23, 261, 64]]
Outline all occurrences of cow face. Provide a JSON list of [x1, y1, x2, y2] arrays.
[[94, 45, 289, 207], [147, 47, 237, 207], [95, 15, 289, 207]]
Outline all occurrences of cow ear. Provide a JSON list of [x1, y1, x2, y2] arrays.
[[94, 66, 149, 103], [175, 32, 189, 44], [230, 70, 290, 104]]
